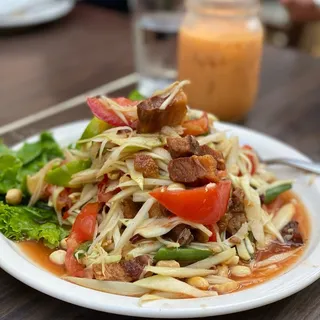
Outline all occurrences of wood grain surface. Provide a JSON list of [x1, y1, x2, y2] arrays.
[[0, 3, 319, 320], [0, 3, 133, 126]]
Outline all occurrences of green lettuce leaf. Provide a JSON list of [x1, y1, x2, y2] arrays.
[[17, 132, 63, 166], [0, 132, 63, 194], [0, 201, 69, 248], [16, 141, 43, 165], [0, 155, 23, 194], [38, 132, 63, 160], [0, 140, 14, 156]]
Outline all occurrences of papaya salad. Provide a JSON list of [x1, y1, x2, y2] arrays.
[[0, 81, 309, 300]]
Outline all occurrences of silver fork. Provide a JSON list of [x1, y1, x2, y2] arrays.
[[263, 158, 320, 175]]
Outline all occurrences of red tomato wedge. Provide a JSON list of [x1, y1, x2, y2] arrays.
[[70, 202, 100, 244], [87, 97, 138, 128], [62, 211, 70, 220], [206, 225, 217, 242], [150, 181, 231, 225], [242, 144, 257, 175], [66, 203, 99, 276], [65, 249, 86, 277], [182, 113, 209, 136]]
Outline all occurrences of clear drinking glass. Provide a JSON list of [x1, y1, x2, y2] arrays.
[[130, 0, 184, 97]]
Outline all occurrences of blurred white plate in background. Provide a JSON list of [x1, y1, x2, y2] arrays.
[[0, 0, 75, 28]]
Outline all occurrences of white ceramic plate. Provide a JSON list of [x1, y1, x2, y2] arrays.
[[0, 0, 75, 28], [1, 120, 319, 318]]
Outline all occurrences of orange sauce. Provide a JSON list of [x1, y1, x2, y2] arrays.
[[178, 20, 263, 121], [18, 241, 65, 276], [18, 191, 310, 293]]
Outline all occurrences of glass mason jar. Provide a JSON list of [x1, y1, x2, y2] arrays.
[[178, 0, 263, 121]]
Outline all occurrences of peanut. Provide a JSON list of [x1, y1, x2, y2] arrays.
[[156, 260, 180, 268], [49, 250, 66, 265], [210, 280, 239, 294], [60, 238, 68, 250], [5, 189, 23, 205], [230, 266, 252, 277], [186, 276, 209, 290]]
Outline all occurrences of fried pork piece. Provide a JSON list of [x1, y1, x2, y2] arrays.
[[218, 189, 246, 235], [227, 212, 247, 235], [134, 154, 159, 178], [199, 145, 226, 171], [167, 135, 226, 170], [166, 224, 194, 246], [167, 135, 200, 159], [168, 155, 219, 185], [93, 255, 151, 281], [122, 198, 141, 219], [149, 201, 171, 218], [218, 212, 247, 235], [137, 91, 187, 133], [228, 188, 245, 213]]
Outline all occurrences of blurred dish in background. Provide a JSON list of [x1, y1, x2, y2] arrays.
[[0, 0, 75, 28], [130, 0, 184, 97], [178, 0, 263, 122]]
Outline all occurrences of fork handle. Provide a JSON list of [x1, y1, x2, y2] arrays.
[[264, 158, 320, 175]]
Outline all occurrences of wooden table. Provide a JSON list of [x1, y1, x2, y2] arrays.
[[0, 3, 319, 320]]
